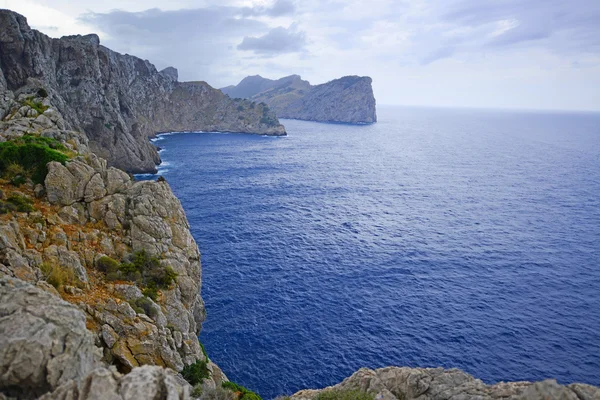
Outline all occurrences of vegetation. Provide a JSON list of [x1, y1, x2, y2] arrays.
[[237, 105, 245, 111], [102, 250, 177, 291], [37, 88, 48, 98], [23, 98, 49, 114], [40, 263, 76, 290], [0, 135, 71, 184], [129, 296, 157, 317], [181, 359, 210, 386], [0, 193, 35, 214], [192, 386, 235, 400], [259, 105, 278, 127], [314, 390, 375, 400], [221, 382, 262, 400]]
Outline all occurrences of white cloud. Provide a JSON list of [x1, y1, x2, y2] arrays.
[[3, 0, 600, 110]]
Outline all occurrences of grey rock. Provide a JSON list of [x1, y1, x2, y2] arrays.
[[42, 245, 89, 284], [33, 184, 45, 198], [222, 74, 377, 124], [0, 10, 286, 173], [40, 366, 191, 400], [289, 367, 600, 400], [0, 277, 99, 399], [160, 67, 179, 82]]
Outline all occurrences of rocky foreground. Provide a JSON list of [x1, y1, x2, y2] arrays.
[[221, 75, 377, 124], [0, 10, 285, 174], [0, 8, 597, 400]]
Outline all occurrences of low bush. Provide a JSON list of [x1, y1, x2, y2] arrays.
[[314, 390, 374, 400], [3, 163, 27, 186], [142, 286, 159, 301], [181, 359, 210, 386], [23, 98, 49, 114], [40, 263, 76, 289], [96, 256, 120, 273], [130, 296, 156, 316], [6, 193, 34, 213], [0, 135, 70, 184], [118, 250, 177, 289], [221, 382, 262, 400]]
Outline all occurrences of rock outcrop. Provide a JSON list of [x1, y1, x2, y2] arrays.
[[0, 83, 218, 398], [290, 367, 600, 400], [221, 74, 377, 124], [0, 276, 100, 399], [0, 10, 285, 174]]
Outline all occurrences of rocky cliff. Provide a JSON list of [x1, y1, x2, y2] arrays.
[[0, 10, 285, 174], [0, 81, 227, 399], [221, 75, 377, 124], [0, 8, 597, 400]]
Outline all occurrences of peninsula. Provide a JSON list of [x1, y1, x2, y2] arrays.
[[0, 9, 598, 400], [221, 75, 377, 124]]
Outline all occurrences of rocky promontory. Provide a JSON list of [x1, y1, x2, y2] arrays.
[[0, 10, 285, 174], [0, 8, 598, 400], [221, 75, 377, 124]]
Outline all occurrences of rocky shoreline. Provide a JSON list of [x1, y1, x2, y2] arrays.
[[0, 8, 598, 400]]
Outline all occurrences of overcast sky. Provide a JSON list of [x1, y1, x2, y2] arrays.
[[4, 0, 600, 111]]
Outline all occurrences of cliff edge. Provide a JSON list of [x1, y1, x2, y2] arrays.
[[221, 75, 377, 124], [0, 10, 285, 174]]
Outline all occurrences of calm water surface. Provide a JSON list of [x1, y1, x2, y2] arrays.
[[144, 106, 600, 399]]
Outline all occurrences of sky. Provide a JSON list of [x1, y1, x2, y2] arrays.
[[3, 0, 600, 111]]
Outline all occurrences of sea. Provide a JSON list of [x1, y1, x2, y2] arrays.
[[139, 105, 600, 399]]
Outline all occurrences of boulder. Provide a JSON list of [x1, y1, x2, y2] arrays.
[[0, 277, 99, 399]]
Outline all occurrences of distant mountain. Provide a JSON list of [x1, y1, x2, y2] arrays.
[[221, 74, 377, 124]]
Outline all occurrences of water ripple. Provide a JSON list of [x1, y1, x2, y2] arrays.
[[146, 106, 600, 399]]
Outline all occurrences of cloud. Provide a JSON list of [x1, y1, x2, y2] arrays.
[[242, 0, 296, 17], [438, 0, 600, 53], [237, 26, 307, 56]]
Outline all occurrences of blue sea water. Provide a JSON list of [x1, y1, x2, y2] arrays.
[[143, 106, 600, 399]]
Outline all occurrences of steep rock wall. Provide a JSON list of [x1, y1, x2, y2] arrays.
[[0, 10, 285, 174], [222, 75, 377, 124]]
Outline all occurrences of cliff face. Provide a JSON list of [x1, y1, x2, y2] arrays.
[[0, 83, 226, 399], [0, 10, 285, 174], [221, 74, 377, 124]]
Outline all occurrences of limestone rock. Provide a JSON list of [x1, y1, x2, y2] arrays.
[[0, 277, 99, 399], [40, 366, 191, 400], [289, 367, 600, 400], [222, 74, 377, 124], [0, 10, 286, 173]]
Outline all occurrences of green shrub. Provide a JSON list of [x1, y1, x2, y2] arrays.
[[118, 250, 177, 289], [0, 135, 70, 184], [23, 98, 49, 114], [314, 390, 374, 400], [237, 105, 244, 111], [192, 385, 204, 398], [6, 193, 34, 213], [181, 359, 210, 386], [142, 286, 159, 301], [37, 88, 48, 98], [132, 296, 155, 316], [96, 256, 120, 273], [221, 382, 262, 400], [199, 341, 208, 361], [40, 263, 75, 289], [3, 163, 27, 186]]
